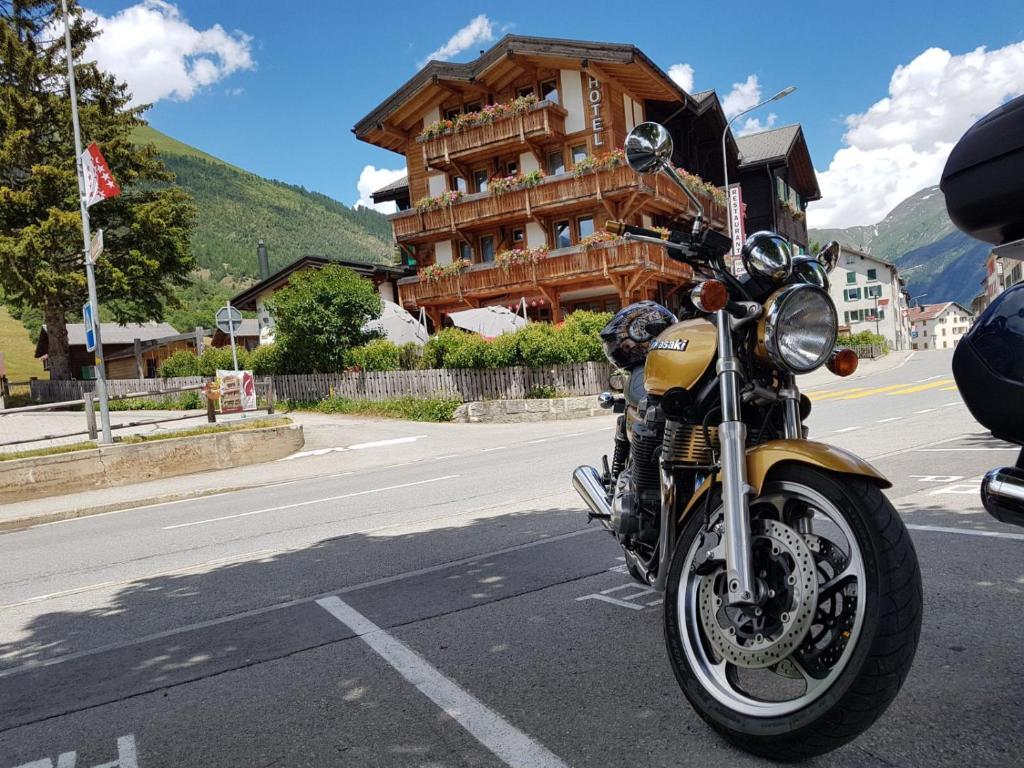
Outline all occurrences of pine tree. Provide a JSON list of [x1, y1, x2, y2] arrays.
[[0, 0, 196, 379]]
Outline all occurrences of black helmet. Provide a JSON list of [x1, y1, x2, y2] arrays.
[[600, 301, 678, 369]]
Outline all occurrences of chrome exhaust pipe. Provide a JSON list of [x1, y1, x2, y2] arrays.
[[573, 465, 611, 521], [981, 466, 1024, 528]]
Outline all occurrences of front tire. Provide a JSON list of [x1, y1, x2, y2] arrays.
[[664, 465, 922, 761]]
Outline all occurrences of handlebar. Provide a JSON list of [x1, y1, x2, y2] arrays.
[[605, 220, 672, 241]]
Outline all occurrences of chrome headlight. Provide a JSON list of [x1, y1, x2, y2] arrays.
[[742, 231, 793, 282], [759, 284, 838, 373]]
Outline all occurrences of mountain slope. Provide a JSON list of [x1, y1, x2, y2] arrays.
[[810, 186, 987, 306]]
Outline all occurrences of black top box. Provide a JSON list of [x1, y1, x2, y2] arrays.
[[941, 93, 1024, 246]]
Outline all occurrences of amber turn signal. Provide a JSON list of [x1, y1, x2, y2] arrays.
[[605, 220, 626, 236], [827, 347, 859, 377], [690, 279, 729, 313]]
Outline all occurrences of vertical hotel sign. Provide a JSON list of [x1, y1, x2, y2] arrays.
[[588, 77, 604, 147]]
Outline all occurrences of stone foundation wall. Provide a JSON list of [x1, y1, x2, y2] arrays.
[[452, 396, 606, 423]]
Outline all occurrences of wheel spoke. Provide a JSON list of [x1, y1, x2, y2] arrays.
[[819, 567, 858, 602], [789, 655, 828, 697]]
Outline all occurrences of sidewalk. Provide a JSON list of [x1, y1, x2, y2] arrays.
[[0, 412, 614, 531]]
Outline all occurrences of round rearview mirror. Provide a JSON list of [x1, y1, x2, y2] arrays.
[[624, 122, 673, 174], [608, 372, 627, 392], [816, 240, 841, 273]]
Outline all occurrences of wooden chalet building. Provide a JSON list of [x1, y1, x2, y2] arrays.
[[354, 35, 817, 326]]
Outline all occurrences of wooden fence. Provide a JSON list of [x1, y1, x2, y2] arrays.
[[27, 363, 614, 405]]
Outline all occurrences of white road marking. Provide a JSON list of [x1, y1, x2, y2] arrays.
[[481, 446, 507, 452], [434, 454, 460, 460], [915, 374, 943, 383], [943, 401, 962, 407], [12, 735, 138, 768], [162, 476, 460, 530], [834, 426, 861, 433], [280, 435, 427, 461], [914, 408, 936, 414], [919, 447, 1018, 452], [0, 527, 601, 679], [877, 417, 902, 423], [526, 438, 550, 444], [317, 596, 568, 768], [929, 484, 982, 495], [907, 524, 1024, 541], [576, 593, 646, 610], [911, 475, 964, 483], [576, 583, 658, 611]]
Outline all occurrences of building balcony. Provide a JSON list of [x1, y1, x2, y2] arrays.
[[420, 101, 567, 170], [396, 239, 695, 307], [390, 165, 728, 245]]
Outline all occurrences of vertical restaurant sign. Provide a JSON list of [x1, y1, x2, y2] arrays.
[[728, 184, 746, 257], [81, 143, 121, 208], [588, 76, 604, 147]]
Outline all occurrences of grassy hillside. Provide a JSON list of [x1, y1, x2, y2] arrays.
[[811, 186, 987, 306], [0, 306, 44, 381], [130, 126, 395, 329]]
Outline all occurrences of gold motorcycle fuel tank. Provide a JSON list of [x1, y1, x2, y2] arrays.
[[644, 318, 718, 396]]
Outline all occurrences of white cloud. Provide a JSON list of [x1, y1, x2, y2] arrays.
[[356, 165, 407, 214], [667, 63, 694, 93], [722, 74, 762, 119], [83, 1, 254, 105], [737, 112, 777, 137], [809, 41, 1024, 228], [418, 14, 494, 67]]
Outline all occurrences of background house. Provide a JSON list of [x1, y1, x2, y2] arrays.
[[35, 322, 185, 380], [355, 35, 819, 329], [828, 247, 912, 350], [908, 302, 974, 350]]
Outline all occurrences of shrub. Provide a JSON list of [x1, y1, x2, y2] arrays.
[[285, 395, 461, 422], [397, 343, 422, 370], [159, 350, 201, 378], [838, 331, 888, 350], [484, 331, 520, 368], [516, 322, 572, 367], [196, 346, 250, 376], [347, 339, 402, 371], [248, 343, 282, 376]]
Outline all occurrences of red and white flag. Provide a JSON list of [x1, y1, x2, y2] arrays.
[[81, 143, 121, 207]]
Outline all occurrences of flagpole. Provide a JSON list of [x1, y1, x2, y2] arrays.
[[62, 0, 112, 444]]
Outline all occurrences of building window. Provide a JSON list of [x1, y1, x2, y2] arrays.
[[865, 285, 883, 299], [464, 101, 481, 114], [458, 241, 473, 262], [877, 308, 886, 320], [845, 287, 861, 301], [571, 144, 588, 165], [553, 220, 571, 249], [576, 216, 595, 240], [506, 160, 518, 176], [452, 176, 467, 193], [867, 268, 877, 280], [846, 271, 857, 284], [512, 227, 525, 243], [479, 235, 495, 263], [472, 169, 489, 193], [540, 78, 559, 104], [845, 254, 856, 265], [444, 108, 460, 121], [547, 148, 565, 176], [517, 85, 535, 98]]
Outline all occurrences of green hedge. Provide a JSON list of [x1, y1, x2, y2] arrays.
[[284, 395, 461, 422], [837, 331, 888, 350]]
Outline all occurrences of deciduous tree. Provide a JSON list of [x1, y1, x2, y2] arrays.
[[0, 0, 196, 378]]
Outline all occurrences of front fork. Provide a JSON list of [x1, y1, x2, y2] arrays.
[[716, 314, 806, 605]]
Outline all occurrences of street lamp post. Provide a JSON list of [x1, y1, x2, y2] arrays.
[[721, 86, 796, 264]]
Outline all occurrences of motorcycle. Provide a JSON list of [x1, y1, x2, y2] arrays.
[[572, 122, 922, 760], [943, 94, 1024, 527]]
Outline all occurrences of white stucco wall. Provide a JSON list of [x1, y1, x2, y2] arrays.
[[526, 222, 547, 249], [378, 282, 395, 303], [560, 69, 585, 133], [519, 151, 540, 174], [435, 240, 454, 266]]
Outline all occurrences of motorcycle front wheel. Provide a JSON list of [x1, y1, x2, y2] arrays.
[[664, 464, 922, 761]]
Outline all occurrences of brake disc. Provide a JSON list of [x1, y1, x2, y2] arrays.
[[796, 536, 857, 676], [698, 518, 818, 669]]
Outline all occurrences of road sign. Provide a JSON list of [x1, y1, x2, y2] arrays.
[[83, 302, 96, 352], [215, 305, 243, 334], [87, 228, 103, 265]]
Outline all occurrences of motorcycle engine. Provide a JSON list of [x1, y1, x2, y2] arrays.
[[610, 406, 663, 549]]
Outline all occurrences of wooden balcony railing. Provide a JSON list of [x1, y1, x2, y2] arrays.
[[421, 101, 567, 169], [397, 240, 694, 306], [391, 165, 727, 244]]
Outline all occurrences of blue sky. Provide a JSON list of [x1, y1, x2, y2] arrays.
[[82, 0, 1024, 228]]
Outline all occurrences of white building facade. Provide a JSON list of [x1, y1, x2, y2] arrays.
[[908, 302, 974, 350], [828, 248, 912, 350]]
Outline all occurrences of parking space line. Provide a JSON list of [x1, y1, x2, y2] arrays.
[[877, 417, 902, 423], [834, 426, 861, 433], [907, 524, 1024, 541], [161, 476, 461, 530], [317, 596, 568, 768]]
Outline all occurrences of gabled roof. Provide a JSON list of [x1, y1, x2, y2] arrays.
[[230, 256, 410, 311], [736, 125, 802, 165], [736, 124, 821, 201], [353, 35, 696, 152], [35, 322, 179, 357], [839, 245, 896, 269], [372, 174, 410, 204], [907, 301, 974, 322]]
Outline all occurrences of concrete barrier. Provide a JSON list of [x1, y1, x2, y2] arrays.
[[0, 423, 304, 505], [452, 396, 607, 423]]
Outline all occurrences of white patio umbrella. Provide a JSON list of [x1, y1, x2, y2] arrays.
[[448, 305, 528, 338], [363, 300, 430, 346]]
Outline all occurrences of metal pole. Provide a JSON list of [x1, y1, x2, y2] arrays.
[[227, 301, 239, 371], [62, 0, 112, 445]]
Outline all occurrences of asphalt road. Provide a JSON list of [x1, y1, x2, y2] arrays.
[[1, 349, 1021, 767]]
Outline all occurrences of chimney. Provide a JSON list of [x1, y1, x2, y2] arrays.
[[257, 239, 270, 280]]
